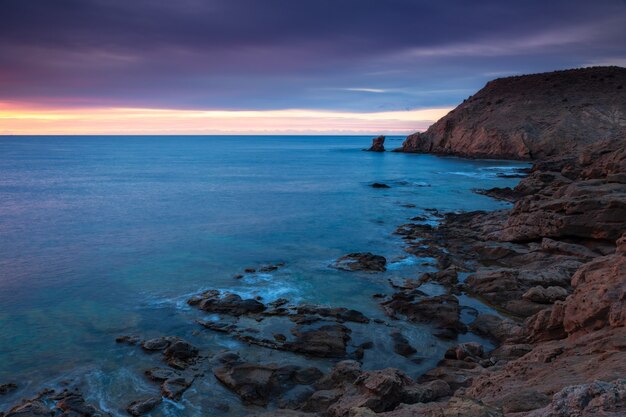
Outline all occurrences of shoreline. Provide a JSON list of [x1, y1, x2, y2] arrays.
[[1, 139, 624, 417]]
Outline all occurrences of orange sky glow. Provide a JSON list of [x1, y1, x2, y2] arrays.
[[0, 104, 450, 135]]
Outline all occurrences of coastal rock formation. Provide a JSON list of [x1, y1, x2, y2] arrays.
[[365, 136, 385, 152], [397, 66, 626, 159], [332, 253, 387, 272]]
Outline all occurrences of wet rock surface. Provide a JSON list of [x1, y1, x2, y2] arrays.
[[331, 253, 387, 272]]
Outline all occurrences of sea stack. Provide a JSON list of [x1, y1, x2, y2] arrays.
[[366, 135, 385, 152]]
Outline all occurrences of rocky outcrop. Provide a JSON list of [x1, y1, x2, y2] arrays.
[[397, 66, 626, 159], [524, 379, 626, 417], [365, 136, 385, 152], [332, 253, 387, 272]]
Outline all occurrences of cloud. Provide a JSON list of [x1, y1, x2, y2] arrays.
[[0, 0, 624, 113], [0, 103, 452, 135]]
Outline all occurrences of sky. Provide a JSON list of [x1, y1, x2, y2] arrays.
[[1, 0, 625, 135]]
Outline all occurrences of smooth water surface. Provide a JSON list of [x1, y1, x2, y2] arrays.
[[0, 136, 527, 415]]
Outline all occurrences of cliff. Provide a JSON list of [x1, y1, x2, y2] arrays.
[[398, 66, 626, 160]]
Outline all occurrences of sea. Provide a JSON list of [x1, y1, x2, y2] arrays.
[[0, 135, 528, 415]]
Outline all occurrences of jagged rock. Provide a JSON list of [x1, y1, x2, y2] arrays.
[[189, 290, 266, 316], [365, 136, 385, 152], [382, 292, 466, 337], [332, 253, 387, 272], [4, 399, 50, 417], [294, 305, 369, 323], [141, 337, 172, 351], [563, 249, 626, 335], [126, 397, 162, 416], [445, 342, 485, 361], [469, 314, 523, 343], [523, 286, 569, 304], [327, 368, 434, 416], [286, 323, 352, 358], [214, 361, 322, 406], [523, 379, 626, 417], [370, 396, 503, 417], [161, 377, 193, 400], [540, 238, 599, 259], [466, 327, 626, 409]]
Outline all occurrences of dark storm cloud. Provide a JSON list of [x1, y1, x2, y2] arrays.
[[1, 0, 625, 110]]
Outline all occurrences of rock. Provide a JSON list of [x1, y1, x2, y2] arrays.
[[373, 396, 503, 417], [4, 399, 50, 417], [0, 383, 17, 395], [332, 253, 387, 272], [191, 291, 266, 316], [141, 337, 172, 351], [474, 187, 521, 202], [115, 335, 140, 345], [523, 379, 626, 417], [286, 323, 352, 358], [163, 339, 199, 369], [466, 327, 626, 409], [214, 362, 322, 406], [390, 330, 416, 357], [126, 397, 162, 416], [522, 285, 569, 304], [445, 342, 485, 361], [365, 136, 385, 152], [327, 368, 425, 415], [161, 376, 193, 400], [541, 238, 599, 259], [145, 367, 181, 381], [469, 314, 523, 343], [55, 393, 100, 416], [396, 67, 626, 160], [163, 340, 199, 361], [294, 305, 370, 323], [563, 250, 626, 335], [382, 293, 466, 337], [370, 183, 390, 189], [500, 390, 551, 413]]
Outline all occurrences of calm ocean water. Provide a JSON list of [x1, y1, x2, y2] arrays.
[[0, 136, 527, 415]]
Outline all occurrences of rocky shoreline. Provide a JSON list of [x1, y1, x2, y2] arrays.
[[2, 68, 625, 416], [4, 138, 623, 417]]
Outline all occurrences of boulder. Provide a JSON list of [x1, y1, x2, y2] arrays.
[[332, 253, 387, 272]]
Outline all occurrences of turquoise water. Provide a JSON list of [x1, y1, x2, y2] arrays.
[[0, 136, 526, 415]]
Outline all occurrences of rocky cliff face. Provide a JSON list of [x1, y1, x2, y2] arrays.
[[398, 66, 626, 159]]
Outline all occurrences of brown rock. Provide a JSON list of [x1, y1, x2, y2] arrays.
[[397, 67, 626, 160], [365, 136, 385, 152], [523, 379, 626, 417]]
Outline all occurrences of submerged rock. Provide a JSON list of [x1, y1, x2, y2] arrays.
[[126, 397, 162, 416], [382, 292, 467, 338], [332, 253, 387, 272], [0, 383, 17, 395], [214, 359, 322, 406], [189, 291, 266, 316]]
